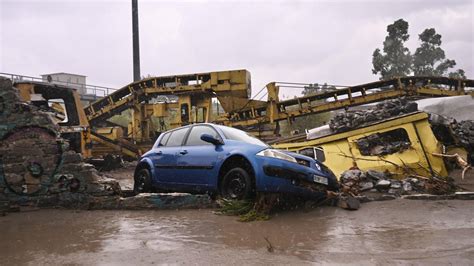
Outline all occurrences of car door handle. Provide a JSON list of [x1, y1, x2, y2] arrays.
[[179, 150, 188, 155]]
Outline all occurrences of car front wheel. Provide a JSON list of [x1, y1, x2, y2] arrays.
[[220, 167, 253, 200], [134, 168, 152, 194]]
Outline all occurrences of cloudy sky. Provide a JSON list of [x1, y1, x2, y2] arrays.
[[1, 0, 472, 98]]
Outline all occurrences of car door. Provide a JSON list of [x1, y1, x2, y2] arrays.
[[153, 127, 190, 186], [176, 125, 224, 189]]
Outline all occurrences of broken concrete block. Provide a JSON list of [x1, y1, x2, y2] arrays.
[[367, 170, 386, 181], [454, 192, 474, 200], [390, 181, 401, 189], [359, 182, 374, 191], [402, 181, 413, 193], [375, 180, 391, 190], [341, 169, 363, 182], [338, 196, 360, 210], [388, 188, 401, 195]]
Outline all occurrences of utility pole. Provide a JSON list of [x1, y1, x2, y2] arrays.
[[132, 0, 141, 82]]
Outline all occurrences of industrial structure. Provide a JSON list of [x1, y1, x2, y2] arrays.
[[2, 70, 474, 160]]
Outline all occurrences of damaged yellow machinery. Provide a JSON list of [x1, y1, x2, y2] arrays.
[[84, 71, 473, 158], [272, 112, 449, 179], [9, 71, 474, 160]]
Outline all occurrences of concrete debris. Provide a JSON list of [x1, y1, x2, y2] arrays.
[[375, 180, 391, 190], [366, 170, 386, 181], [452, 120, 474, 151], [0, 78, 122, 211], [359, 181, 374, 191], [329, 98, 418, 133], [338, 195, 360, 210], [339, 168, 460, 202]]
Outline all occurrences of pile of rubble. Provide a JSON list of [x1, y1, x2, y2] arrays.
[[339, 168, 458, 203], [452, 120, 474, 151], [329, 98, 418, 133], [0, 78, 121, 211]]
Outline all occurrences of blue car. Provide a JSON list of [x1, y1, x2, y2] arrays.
[[134, 123, 338, 200]]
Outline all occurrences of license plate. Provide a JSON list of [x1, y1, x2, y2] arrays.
[[313, 175, 328, 185]]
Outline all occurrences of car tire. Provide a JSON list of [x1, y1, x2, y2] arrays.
[[134, 168, 152, 195], [220, 167, 253, 200]]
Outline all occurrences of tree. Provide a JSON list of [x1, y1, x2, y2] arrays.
[[448, 69, 466, 79], [372, 19, 412, 80], [372, 20, 467, 80], [413, 28, 465, 78]]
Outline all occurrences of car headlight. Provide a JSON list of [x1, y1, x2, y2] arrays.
[[256, 149, 297, 163]]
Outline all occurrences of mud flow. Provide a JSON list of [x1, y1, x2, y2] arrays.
[[1, 199, 473, 265]]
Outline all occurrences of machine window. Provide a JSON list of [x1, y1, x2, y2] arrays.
[[315, 147, 325, 162], [356, 128, 411, 156], [298, 147, 326, 162], [185, 126, 220, 146], [165, 127, 189, 147]]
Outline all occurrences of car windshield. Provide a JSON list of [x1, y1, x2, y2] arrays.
[[218, 126, 269, 147]]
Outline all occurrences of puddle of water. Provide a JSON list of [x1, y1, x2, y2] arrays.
[[1, 200, 474, 265]]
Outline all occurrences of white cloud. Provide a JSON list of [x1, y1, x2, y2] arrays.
[[0, 0, 472, 98]]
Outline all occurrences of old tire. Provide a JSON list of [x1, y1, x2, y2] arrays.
[[134, 168, 152, 194], [220, 167, 253, 200]]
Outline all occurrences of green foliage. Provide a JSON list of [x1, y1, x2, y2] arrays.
[[448, 69, 466, 79], [372, 19, 412, 80], [372, 19, 466, 80], [413, 28, 459, 76], [238, 209, 270, 222], [216, 199, 253, 215], [215, 199, 269, 222]]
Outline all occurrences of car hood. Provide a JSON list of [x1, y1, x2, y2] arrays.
[[280, 150, 313, 161]]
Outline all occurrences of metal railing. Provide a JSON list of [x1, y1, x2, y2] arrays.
[[0, 72, 117, 97]]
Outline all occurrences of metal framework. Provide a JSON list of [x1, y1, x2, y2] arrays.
[[82, 71, 473, 158]]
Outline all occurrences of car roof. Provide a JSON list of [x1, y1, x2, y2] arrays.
[[160, 123, 218, 135]]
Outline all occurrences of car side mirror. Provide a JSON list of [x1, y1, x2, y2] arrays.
[[200, 133, 223, 145]]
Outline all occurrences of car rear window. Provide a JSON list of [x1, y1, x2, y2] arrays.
[[158, 132, 171, 146], [165, 127, 189, 146]]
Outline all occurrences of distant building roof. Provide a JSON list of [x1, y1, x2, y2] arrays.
[[41, 72, 87, 77]]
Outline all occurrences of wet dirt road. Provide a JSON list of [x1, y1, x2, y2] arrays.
[[1, 200, 473, 265]]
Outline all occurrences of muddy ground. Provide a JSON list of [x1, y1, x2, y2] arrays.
[[107, 162, 136, 190], [1, 166, 474, 265], [1, 199, 473, 265]]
